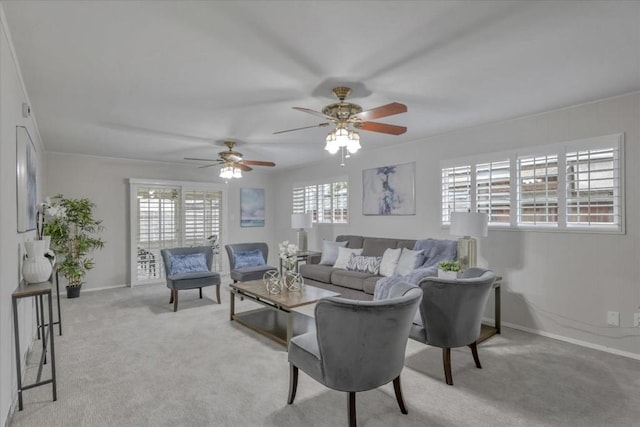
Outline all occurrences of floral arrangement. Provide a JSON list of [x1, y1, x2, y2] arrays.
[[278, 240, 299, 271], [438, 260, 461, 272], [37, 196, 67, 240]]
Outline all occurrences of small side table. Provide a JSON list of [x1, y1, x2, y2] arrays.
[[35, 269, 62, 338], [478, 275, 502, 343], [12, 280, 57, 411], [280, 251, 321, 273]]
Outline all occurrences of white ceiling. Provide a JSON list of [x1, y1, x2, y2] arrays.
[[3, 1, 639, 171]]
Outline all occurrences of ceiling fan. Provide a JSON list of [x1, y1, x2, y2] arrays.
[[184, 141, 275, 179], [274, 86, 407, 158]]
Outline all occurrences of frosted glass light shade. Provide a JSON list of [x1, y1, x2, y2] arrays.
[[450, 212, 488, 237]]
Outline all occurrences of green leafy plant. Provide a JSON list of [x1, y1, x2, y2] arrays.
[[438, 260, 461, 272], [43, 195, 105, 288]]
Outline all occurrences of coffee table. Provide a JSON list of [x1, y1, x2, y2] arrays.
[[230, 280, 340, 347]]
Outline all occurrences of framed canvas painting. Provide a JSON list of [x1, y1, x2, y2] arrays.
[[16, 126, 37, 232], [362, 162, 415, 215], [240, 188, 265, 227]]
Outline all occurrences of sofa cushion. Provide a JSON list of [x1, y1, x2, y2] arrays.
[[362, 237, 399, 256], [336, 235, 364, 249], [346, 255, 382, 275], [330, 269, 375, 291], [333, 247, 363, 269], [396, 239, 417, 250], [300, 263, 335, 283], [230, 265, 277, 282], [363, 276, 381, 295], [319, 240, 348, 265], [379, 248, 402, 277], [396, 248, 425, 276]]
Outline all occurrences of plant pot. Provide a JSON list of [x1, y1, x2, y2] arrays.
[[66, 286, 81, 299], [438, 269, 458, 280]]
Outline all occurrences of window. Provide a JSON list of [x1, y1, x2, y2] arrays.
[[440, 134, 624, 233], [477, 160, 511, 224], [292, 179, 348, 223], [130, 181, 225, 285], [517, 155, 559, 225], [441, 166, 471, 223]]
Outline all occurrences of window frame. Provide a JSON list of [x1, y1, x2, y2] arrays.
[[292, 177, 349, 224], [440, 133, 624, 234]]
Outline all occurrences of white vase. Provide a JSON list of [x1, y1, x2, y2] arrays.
[[22, 240, 52, 283]]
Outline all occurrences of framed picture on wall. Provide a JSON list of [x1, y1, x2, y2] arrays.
[[240, 188, 265, 227], [16, 126, 37, 232], [362, 162, 415, 215]]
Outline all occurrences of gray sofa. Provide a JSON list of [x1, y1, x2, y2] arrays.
[[300, 235, 417, 300]]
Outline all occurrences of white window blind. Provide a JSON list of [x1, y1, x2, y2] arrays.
[[441, 166, 471, 223], [476, 160, 511, 224], [292, 180, 348, 223], [517, 155, 559, 225], [566, 147, 620, 228]]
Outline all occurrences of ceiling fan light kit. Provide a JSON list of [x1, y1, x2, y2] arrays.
[[275, 86, 407, 165], [184, 140, 275, 179], [219, 165, 242, 179]]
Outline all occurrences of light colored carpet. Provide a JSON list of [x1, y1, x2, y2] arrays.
[[9, 283, 640, 427]]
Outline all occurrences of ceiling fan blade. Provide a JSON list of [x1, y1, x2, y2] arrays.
[[292, 107, 335, 121], [273, 122, 330, 134], [351, 102, 407, 121], [235, 163, 253, 172], [356, 121, 407, 135], [242, 160, 276, 167], [197, 163, 221, 169], [184, 157, 220, 162]]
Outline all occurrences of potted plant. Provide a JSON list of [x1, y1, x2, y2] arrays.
[[43, 195, 105, 298], [438, 260, 461, 279]]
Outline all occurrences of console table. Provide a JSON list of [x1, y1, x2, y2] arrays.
[[478, 276, 501, 343], [12, 279, 57, 411]]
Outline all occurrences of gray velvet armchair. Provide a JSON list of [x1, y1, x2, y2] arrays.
[[411, 267, 496, 385], [287, 282, 422, 427], [225, 242, 277, 283], [160, 246, 221, 312]]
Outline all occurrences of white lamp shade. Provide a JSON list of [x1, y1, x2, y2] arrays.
[[450, 212, 488, 237], [291, 212, 313, 229]]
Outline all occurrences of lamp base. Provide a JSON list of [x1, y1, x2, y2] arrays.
[[297, 229, 308, 252], [457, 237, 477, 271]]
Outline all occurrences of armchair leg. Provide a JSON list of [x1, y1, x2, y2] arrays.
[[199, 287, 203, 299], [469, 341, 482, 369], [169, 290, 174, 304], [348, 392, 357, 427], [443, 348, 453, 385], [216, 284, 221, 304], [287, 364, 298, 404], [392, 376, 408, 414], [173, 290, 179, 312]]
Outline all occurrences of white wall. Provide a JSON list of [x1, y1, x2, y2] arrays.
[[44, 153, 276, 289], [272, 92, 640, 358], [0, 6, 46, 424]]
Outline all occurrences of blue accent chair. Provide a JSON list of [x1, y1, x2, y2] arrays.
[[224, 242, 277, 283], [160, 246, 221, 312]]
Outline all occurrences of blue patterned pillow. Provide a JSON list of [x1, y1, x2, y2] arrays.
[[234, 249, 266, 269], [169, 253, 209, 275], [346, 255, 382, 275]]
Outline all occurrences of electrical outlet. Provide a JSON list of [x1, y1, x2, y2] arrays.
[[607, 311, 619, 327], [634, 313, 640, 328]]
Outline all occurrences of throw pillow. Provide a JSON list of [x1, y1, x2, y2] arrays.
[[234, 249, 266, 269], [169, 253, 209, 275], [346, 255, 382, 275], [379, 248, 402, 277], [319, 240, 348, 265], [333, 247, 364, 270], [395, 248, 425, 276]]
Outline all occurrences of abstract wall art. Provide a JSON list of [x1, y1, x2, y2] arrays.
[[362, 162, 415, 216], [240, 188, 265, 227]]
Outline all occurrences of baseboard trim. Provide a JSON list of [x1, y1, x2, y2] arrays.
[[501, 320, 640, 361]]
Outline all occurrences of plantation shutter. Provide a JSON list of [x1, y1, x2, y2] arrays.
[[517, 154, 559, 225], [183, 189, 223, 271], [441, 165, 471, 223], [476, 160, 511, 224]]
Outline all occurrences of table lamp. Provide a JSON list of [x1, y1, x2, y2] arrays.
[[291, 212, 313, 252], [450, 211, 488, 271]]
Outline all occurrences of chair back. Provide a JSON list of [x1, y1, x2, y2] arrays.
[[225, 242, 269, 270], [160, 246, 213, 276], [314, 282, 422, 392], [416, 268, 495, 348]]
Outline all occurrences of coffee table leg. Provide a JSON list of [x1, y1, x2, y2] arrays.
[[230, 290, 235, 321], [286, 311, 293, 347]]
